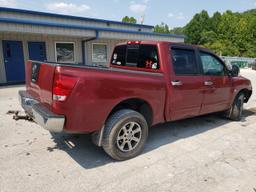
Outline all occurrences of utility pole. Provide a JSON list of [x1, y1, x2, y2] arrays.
[[140, 14, 145, 24]]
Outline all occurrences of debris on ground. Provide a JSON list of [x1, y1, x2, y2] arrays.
[[6, 110, 20, 115], [6, 110, 33, 121]]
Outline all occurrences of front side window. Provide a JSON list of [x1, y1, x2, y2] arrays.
[[55, 42, 75, 63], [92, 44, 107, 63], [171, 48, 198, 75], [200, 52, 225, 76], [111, 44, 159, 70]]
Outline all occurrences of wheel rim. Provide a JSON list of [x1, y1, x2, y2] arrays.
[[116, 122, 142, 152]]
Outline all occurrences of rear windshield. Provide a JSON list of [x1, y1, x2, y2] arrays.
[[111, 44, 160, 70]]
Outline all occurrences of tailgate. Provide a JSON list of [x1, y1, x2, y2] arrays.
[[25, 61, 56, 106]]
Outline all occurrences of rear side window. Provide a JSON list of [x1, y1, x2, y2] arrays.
[[111, 44, 159, 70], [171, 48, 198, 75]]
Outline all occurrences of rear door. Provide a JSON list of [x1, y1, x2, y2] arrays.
[[168, 45, 204, 121], [199, 50, 232, 114]]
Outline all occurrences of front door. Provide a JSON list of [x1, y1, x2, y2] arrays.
[[28, 42, 47, 61], [2, 40, 25, 83], [168, 46, 204, 121], [199, 51, 233, 114]]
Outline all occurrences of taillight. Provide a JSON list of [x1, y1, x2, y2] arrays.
[[53, 68, 78, 102]]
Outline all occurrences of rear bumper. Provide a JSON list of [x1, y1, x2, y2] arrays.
[[19, 90, 65, 132]]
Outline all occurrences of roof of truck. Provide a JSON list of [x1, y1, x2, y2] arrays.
[[116, 41, 210, 51], [114, 41, 219, 59]]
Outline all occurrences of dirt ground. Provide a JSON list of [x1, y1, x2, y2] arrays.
[[0, 69, 256, 192]]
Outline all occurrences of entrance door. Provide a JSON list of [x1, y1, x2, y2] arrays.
[[2, 40, 25, 83], [28, 42, 47, 61], [168, 46, 204, 121]]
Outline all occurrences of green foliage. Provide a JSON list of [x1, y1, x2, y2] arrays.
[[152, 9, 256, 57], [122, 16, 137, 24], [169, 27, 184, 35], [154, 22, 170, 34], [184, 10, 211, 44], [184, 10, 256, 57]]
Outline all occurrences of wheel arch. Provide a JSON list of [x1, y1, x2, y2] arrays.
[[106, 98, 154, 127], [237, 88, 252, 103]]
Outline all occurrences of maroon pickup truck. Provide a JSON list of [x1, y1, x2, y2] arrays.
[[19, 41, 252, 160]]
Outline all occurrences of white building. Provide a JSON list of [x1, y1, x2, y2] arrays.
[[0, 7, 185, 84]]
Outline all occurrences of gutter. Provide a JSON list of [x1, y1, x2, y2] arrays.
[[82, 30, 99, 65]]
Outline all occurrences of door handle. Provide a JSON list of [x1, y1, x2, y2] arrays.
[[171, 80, 183, 86], [4, 59, 8, 63], [204, 81, 213, 86]]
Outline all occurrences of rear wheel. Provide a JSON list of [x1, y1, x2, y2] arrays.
[[226, 93, 245, 121], [102, 109, 148, 161]]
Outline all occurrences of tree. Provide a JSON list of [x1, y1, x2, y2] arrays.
[[154, 22, 170, 34], [177, 9, 256, 57], [200, 31, 217, 45], [184, 10, 211, 44], [152, 9, 256, 57], [170, 27, 184, 35], [210, 12, 222, 33], [122, 16, 137, 24]]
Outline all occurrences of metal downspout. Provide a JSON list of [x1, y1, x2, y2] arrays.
[[82, 30, 99, 64]]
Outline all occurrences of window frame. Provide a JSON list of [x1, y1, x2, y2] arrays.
[[125, 44, 140, 67], [55, 42, 75, 63], [170, 45, 201, 76], [92, 43, 108, 63], [198, 50, 228, 76], [111, 44, 162, 73]]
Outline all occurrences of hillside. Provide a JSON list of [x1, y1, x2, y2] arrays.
[[170, 9, 256, 57]]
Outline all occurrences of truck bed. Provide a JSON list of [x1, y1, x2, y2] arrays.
[[25, 60, 167, 133]]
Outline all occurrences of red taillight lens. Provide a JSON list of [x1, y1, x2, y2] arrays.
[[53, 69, 78, 102]]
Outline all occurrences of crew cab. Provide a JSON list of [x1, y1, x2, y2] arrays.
[[19, 41, 252, 160]]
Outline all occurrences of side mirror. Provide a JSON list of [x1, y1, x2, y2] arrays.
[[231, 65, 240, 77]]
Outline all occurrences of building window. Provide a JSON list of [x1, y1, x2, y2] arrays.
[[92, 43, 107, 63], [55, 42, 75, 63]]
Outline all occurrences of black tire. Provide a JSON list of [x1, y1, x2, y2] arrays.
[[102, 109, 148, 161], [226, 92, 245, 121]]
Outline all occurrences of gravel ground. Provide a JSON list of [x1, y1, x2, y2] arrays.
[[0, 69, 256, 192]]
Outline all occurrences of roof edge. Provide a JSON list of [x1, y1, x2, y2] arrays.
[[0, 7, 154, 29], [0, 17, 186, 39]]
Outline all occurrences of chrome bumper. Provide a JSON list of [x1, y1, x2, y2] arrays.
[[19, 90, 65, 133]]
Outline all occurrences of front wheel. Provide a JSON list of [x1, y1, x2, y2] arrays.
[[226, 93, 245, 121], [102, 109, 148, 161]]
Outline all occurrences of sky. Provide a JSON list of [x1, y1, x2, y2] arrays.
[[0, 0, 255, 28]]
